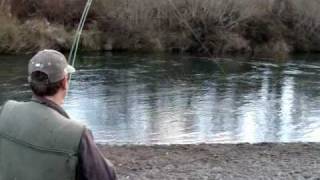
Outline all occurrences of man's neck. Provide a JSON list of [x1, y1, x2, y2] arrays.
[[44, 95, 64, 106], [32, 95, 70, 119]]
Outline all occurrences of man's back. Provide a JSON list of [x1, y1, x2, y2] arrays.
[[0, 100, 84, 180], [0, 49, 117, 180]]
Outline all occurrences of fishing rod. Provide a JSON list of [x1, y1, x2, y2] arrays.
[[68, 0, 93, 83]]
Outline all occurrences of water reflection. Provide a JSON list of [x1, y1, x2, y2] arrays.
[[1, 53, 320, 144], [279, 76, 295, 142]]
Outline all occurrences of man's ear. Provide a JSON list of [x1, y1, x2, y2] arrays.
[[61, 76, 68, 90]]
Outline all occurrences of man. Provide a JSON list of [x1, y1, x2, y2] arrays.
[[0, 49, 117, 180]]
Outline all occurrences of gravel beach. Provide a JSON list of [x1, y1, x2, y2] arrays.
[[99, 143, 320, 180]]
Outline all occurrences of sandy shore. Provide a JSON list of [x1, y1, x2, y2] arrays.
[[98, 143, 320, 180]]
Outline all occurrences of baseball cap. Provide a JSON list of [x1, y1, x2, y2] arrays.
[[28, 49, 75, 84]]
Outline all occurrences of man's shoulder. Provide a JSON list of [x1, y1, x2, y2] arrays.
[[1, 99, 86, 145], [0, 100, 29, 116], [2, 100, 26, 107], [62, 117, 87, 137], [1, 100, 40, 110]]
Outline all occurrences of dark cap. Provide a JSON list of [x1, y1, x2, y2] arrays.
[[28, 49, 75, 83]]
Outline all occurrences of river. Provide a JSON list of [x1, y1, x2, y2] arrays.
[[0, 52, 320, 144]]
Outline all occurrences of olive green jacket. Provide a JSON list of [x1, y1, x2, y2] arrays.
[[0, 100, 85, 180]]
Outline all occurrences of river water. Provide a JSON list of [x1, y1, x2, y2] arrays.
[[0, 53, 320, 144]]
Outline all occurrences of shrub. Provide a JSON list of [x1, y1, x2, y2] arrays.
[[1, 0, 320, 57]]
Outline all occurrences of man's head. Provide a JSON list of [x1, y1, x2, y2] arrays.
[[28, 49, 75, 103]]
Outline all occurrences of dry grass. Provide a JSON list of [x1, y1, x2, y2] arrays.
[[0, 12, 72, 53], [1, 0, 320, 57]]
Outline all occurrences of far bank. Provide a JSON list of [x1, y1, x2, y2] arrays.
[[0, 0, 320, 59]]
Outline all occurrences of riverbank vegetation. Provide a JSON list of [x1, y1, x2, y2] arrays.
[[0, 0, 320, 58]]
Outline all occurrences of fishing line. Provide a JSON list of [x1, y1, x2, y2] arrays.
[[166, 0, 226, 75], [66, 0, 226, 86], [68, 0, 93, 84]]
